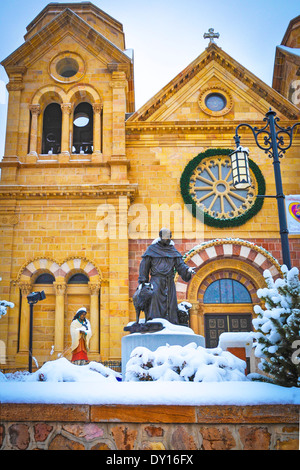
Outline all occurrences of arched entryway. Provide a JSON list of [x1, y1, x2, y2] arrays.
[[15, 256, 102, 366], [175, 239, 282, 347]]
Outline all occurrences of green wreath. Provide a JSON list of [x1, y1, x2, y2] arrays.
[[180, 148, 266, 228]]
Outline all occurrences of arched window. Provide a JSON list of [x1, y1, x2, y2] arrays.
[[203, 279, 251, 304], [42, 103, 62, 154], [34, 273, 55, 284], [67, 273, 89, 284], [72, 102, 93, 154]]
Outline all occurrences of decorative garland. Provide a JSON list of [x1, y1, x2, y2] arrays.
[[180, 148, 266, 228]]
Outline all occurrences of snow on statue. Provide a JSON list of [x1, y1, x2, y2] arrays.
[[137, 228, 195, 324], [252, 265, 300, 388]]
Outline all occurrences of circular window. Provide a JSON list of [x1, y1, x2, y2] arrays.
[[56, 57, 79, 78], [205, 93, 227, 112], [199, 87, 233, 116], [180, 149, 266, 228], [49, 52, 85, 83]]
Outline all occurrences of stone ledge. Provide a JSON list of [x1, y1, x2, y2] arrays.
[[196, 405, 299, 424], [1, 404, 299, 424], [91, 405, 197, 423], [0, 404, 90, 422]]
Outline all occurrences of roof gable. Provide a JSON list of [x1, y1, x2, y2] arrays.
[[1, 8, 132, 77], [128, 43, 299, 122], [24, 2, 125, 50]]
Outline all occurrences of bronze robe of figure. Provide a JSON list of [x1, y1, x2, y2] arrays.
[[138, 237, 193, 324]]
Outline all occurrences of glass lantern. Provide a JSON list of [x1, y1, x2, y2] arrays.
[[230, 146, 251, 189]]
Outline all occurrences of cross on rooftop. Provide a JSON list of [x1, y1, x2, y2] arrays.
[[203, 28, 220, 45]]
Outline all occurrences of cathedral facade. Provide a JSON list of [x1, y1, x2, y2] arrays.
[[0, 3, 299, 369]]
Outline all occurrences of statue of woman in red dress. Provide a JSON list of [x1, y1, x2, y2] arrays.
[[70, 307, 92, 365]]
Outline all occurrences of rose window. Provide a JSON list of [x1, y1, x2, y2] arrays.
[[189, 155, 257, 219], [180, 149, 265, 228]]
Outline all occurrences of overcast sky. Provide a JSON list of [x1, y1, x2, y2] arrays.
[[0, 0, 299, 157]]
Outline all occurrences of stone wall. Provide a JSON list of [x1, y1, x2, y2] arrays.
[[1, 404, 298, 450]]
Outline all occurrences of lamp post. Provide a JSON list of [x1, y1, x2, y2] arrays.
[[231, 108, 300, 270], [27, 291, 46, 373]]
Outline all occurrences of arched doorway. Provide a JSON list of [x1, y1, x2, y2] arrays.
[[28, 271, 56, 366], [202, 276, 253, 348], [15, 257, 102, 367], [175, 239, 282, 345], [64, 271, 91, 359]]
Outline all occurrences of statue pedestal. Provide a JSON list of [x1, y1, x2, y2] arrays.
[[122, 319, 205, 379]]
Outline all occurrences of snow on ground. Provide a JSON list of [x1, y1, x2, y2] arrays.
[[1, 325, 299, 406], [0, 380, 299, 406], [0, 356, 299, 405]]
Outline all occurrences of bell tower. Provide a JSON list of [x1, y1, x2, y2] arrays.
[[0, 3, 137, 366], [1, 2, 135, 178], [272, 15, 300, 107]]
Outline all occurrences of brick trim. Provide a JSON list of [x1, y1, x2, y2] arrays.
[[15, 256, 102, 285], [175, 239, 281, 297]]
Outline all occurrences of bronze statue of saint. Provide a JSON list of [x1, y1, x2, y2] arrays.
[[138, 228, 195, 324]]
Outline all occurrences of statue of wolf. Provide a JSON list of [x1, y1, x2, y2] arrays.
[[132, 282, 154, 323]]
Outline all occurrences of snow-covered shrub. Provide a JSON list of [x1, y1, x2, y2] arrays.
[[252, 265, 300, 387], [125, 342, 247, 382], [3, 358, 121, 382]]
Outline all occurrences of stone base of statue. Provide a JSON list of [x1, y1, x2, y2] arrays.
[[121, 318, 205, 379], [124, 321, 165, 334]]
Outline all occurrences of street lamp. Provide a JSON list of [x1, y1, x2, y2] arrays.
[[230, 145, 251, 189], [27, 290, 46, 373], [232, 108, 300, 270]]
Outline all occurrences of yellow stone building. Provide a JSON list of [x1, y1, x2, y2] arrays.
[[0, 3, 299, 369]]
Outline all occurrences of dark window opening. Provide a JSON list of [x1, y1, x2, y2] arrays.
[[42, 103, 62, 154], [203, 279, 251, 304], [72, 102, 93, 154], [56, 57, 79, 78], [68, 273, 89, 284], [35, 273, 55, 284]]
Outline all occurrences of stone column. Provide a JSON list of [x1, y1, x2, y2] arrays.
[[88, 281, 101, 354], [189, 303, 200, 335], [3, 67, 26, 161], [27, 104, 41, 160], [92, 103, 103, 161], [53, 280, 66, 354], [109, 71, 129, 182], [60, 103, 72, 161], [110, 71, 127, 159], [1, 67, 26, 182], [99, 280, 109, 361], [18, 282, 32, 352], [108, 196, 130, 359]]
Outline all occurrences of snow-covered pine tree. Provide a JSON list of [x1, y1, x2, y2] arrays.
[[252, 265, 300, 387]]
